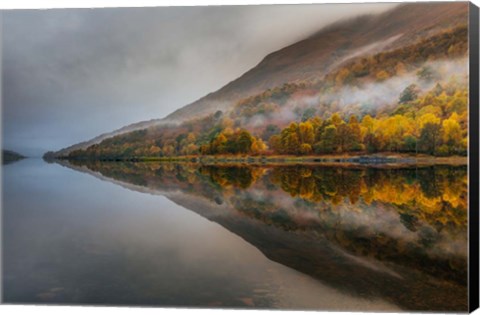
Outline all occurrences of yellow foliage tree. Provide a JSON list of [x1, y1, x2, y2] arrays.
[[375, 70, 389, 82]]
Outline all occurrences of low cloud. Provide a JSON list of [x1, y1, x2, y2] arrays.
[[2, 3, 396, 156], [240, 57, 468, 129]]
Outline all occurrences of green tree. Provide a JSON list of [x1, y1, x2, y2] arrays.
[[314, 125, 337, 154], [237, 130, 254, 154], [417, 66, 438, 83], [399, 84, 420, 104], [419, 122, 441, 155], [301, 108, 317, 122], [262, 124, 281, 141]]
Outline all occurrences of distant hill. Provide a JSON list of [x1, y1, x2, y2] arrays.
[[44, 118, 171, 159], [3, 150, 26, 165], [50, 2, 469, 159]]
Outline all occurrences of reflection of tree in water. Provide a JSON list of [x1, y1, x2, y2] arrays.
[[222, 166, 467, 279], [267, 166, 467, 230], [196, 165, 468, 291], [199, 166, 256, 189], [64, 160, 468, 311]]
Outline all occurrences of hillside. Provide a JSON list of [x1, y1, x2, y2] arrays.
[[2, 150, 26, 165], [50, 2, 469, 159], [166, 2, 467, 121], [44, 118, 170, 159]]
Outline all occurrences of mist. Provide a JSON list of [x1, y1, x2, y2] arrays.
[[1, 3, 397, 157], [241, 57, 468, 129]]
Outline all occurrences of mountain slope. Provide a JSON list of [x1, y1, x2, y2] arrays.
[[165, 2, 467, 121], [44, 118, 170, 159], [50, 2, 468, 158]]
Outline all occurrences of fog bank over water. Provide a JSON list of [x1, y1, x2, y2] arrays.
[[2, 3, 396, 156]]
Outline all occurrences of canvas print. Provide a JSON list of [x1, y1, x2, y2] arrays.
[[1, 1, 479, 312]]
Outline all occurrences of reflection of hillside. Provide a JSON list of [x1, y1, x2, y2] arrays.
[[62, 160, 468, 311]]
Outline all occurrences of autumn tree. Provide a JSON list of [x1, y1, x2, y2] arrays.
[[211, 133, 228, 154], [394, 62, 407, 75], [269, 135, 282, 153], [251, 138, 268, 155], [330, 113, 343, 127], [281, 123, 301, 155], [375, 70, 389, 82], [442, 113, 463, 154], [299, 121, 315, 145], [348, 115, 363, 151], [335, 68, 353, 86]]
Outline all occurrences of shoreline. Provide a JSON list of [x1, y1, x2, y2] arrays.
[[53, 153, 468, 166]]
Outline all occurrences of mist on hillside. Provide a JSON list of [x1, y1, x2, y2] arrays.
[[2, 3, 396, 156], [241, 58, 468, 129]]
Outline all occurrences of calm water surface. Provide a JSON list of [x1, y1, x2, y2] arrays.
[[2, 158, 468, 311]]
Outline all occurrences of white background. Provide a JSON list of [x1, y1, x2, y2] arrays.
[[0, 0, 479, 314]]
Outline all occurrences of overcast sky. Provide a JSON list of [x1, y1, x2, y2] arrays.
[[1, 3, 396, 156]]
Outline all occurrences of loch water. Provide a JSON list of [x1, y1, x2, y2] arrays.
[[2, 158, 468, 311]]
